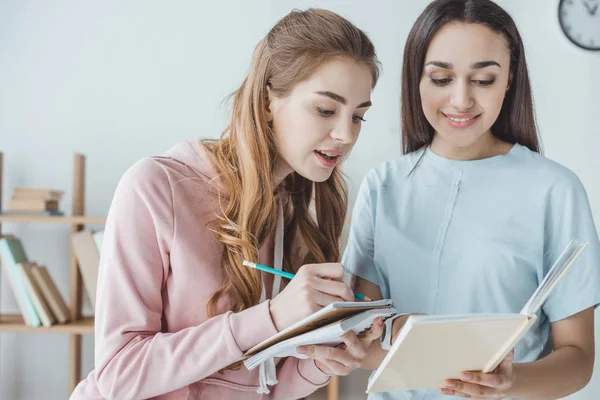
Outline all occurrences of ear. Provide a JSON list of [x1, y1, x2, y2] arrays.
[[266, 83, 274, 122]]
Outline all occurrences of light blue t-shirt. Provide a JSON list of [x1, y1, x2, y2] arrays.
[[342, 143, 600, 400]]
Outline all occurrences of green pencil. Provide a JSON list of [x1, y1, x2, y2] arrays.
[[242, 260, 367, 301]]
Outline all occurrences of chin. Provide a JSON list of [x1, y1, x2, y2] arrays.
[[437, 130, 484, 149], [296, 168, 333, 183]]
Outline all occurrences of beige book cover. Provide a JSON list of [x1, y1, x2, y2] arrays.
[[367, 314, 536, 393], [17, 263, 56, 328], [367, 239, 587, 393], [7, 197, 59, 211], [30, 264, 70, 324], [71, 230, 100, 307], [12, 187, 64, 201]]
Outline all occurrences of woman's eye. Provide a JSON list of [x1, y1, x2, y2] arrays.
[[473, 79, 495, 87], [352, 115, 366, 124], [431, 78, 451, 86], [316, 107, 335, 116]]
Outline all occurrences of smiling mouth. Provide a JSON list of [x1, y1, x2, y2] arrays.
[[443, 113, 480, 122]]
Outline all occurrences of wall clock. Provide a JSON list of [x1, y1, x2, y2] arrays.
[[558, 0, 600, 51]]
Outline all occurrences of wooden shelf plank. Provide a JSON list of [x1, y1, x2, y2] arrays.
[[0, 215, 106, 224], [0, 314, 94, 334]]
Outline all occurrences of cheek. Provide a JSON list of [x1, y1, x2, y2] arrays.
[[273, 106, 306, 145], [419, 81, 443, 119], [273, 110, 325, 160], [479, 88, 507, 119]]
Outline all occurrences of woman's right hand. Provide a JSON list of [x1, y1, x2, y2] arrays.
[[269, 263, 357, 332]]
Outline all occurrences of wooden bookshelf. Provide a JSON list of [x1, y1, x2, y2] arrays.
[[0, 314, 94, 334], [0, 215, 106, 224], [0, 152, 104, 395]]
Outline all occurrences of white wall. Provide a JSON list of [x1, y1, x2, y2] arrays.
[[0, 1, 598, 399]]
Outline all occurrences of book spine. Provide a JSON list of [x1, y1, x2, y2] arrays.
[[31, 265, 69, 324], [4, 264, 33, 326], [483, 315, 538, 373], [18, 264, 55, 327], [0, 240, 42, 327]]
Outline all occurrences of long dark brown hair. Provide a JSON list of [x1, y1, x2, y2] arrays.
[[401, 0, 540, 154]]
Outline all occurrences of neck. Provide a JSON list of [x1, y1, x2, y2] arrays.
[[272, 157, 293, 188], [430, 130, 512, 161]]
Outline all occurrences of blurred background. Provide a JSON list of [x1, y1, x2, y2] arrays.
[[0, 0, 598, 399]]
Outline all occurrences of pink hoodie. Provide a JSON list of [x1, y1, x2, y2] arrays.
[[70, 140, 330, 399]]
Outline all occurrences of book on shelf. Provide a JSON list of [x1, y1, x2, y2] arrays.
[[0, 236, 71, 327], [93, 230, 104, 253], [243, 299, 396, 371], [0, 236, 41, 327], [0, 209, 65, 216], [366, 238, 588, 393], [30, 264, 70, 324], [71, 230, 101, 307], [5, 187, 64, 214], [7, 198, 59, 212], [18, 263, 56, 327], [12, 188, 64, 201]]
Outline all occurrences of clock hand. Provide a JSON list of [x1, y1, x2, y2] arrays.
[[583, 0, 599, 16]]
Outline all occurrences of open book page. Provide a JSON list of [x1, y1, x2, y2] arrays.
[[520, 239, 588, 317], [407, 314, 524, 323], [244, 307, 396, 370], [243, 299, 393, 358]]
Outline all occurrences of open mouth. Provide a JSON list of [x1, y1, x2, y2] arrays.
[[314, 150, 342, 167], [315, 150, 340, 160]]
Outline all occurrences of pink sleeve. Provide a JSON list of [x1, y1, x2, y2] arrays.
[[92, 159, 279, 399], [270, 358, 331, 399]]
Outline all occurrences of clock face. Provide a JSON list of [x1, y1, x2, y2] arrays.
[[558, 0, 600, 50]]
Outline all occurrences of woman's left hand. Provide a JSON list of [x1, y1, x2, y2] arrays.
[[296, 317, 384, 376], [441, 350, 515, 399]]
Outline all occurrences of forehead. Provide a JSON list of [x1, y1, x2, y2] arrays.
[[425, 22, 510, 67], [292, 57, 373, 98]]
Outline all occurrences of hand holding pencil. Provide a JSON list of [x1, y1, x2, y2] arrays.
[[245, 262, 365, 332], [248, 261, 381, 375]]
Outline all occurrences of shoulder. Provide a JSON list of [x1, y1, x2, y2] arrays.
[[117, 140, 221, 200], [512, 145, 585, 193], [361, 149, 425, 191]]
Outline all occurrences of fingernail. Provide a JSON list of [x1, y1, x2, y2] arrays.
[[445, 380, 456, 388], [461, 372, 471, 381], [297, 347, 306, 354]]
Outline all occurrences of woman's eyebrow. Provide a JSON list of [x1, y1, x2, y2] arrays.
[[424, 60, 501, 69]]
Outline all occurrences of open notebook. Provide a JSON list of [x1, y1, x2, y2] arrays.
[[243, 299, 396, 371], [367, 238, 588, 393]]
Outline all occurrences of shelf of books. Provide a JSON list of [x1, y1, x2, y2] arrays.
[[0, 152, 105, 394]]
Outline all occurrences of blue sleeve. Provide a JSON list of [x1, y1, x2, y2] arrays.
[[542, 172, 600, 322], [341, 173, 382, 287]]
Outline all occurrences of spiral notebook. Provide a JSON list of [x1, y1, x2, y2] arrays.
[[243, 299, 396, 370]]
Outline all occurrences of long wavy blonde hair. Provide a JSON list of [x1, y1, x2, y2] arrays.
[[204, 9, 379, 322]]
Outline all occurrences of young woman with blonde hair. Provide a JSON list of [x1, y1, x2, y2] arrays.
[[71, 8, 383, 399]]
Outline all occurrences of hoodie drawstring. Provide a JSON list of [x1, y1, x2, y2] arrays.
[[256, 199, 284, 394]]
